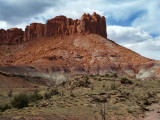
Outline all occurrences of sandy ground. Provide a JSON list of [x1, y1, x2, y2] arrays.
[[143, 104, 160, 120]]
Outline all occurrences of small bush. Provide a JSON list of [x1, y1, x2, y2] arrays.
[[61, 81, 66, 86], [8, 90, 13, 97], [84, 75, 89, 82], [50, 89, 59, 96], [98, 77, 102, 81], [44, 92, 52, 100], [0, 104, 11, 112], [11, 93, 28, 109], [147, 91, 156, 98], [70, 92, 75, 97], [44, 88, 59, 99], [105, 73, 109, 77], [121, 77, 133, 84], [127, 108, 135, 113], [28, 90, 43, 103], [112, 73, 118, 78], [111, 83, 117, 90]]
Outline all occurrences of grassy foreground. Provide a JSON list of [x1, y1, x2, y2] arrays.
[[0, 72, 160, 120]]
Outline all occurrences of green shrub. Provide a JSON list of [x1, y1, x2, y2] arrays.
[[11, 93, 28, 109], [127, 108, 135, 113], [61, 81, 66, 86], [105, 73, 109, 77], [112, 73, 118, 78], [121, 77, 133, 84], [84, 75, 89, 82], [43, 92, 52, 100], [111, 83, 117, 90], [8, 90, 13, 97], [147, 91, 156, 98], [43, 88, 59, 100], [0, 104, 11, 112], [28, 90, 43, 103], [50, 88, 59, 96]]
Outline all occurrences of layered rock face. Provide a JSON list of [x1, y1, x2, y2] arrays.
[[44, 16, 80, 37], [81, 12, 107, 38], [24, 12, 107, 41], [0, 12, 107, 44], [0, 29, 7, 44], [24, 23, 45, 41], [0, 28, 24, 45]]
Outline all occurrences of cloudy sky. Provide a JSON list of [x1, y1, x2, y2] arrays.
[[0, 0, 160, 60]]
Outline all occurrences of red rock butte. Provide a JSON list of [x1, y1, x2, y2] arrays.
[[0, 12, 107, 45], [0, 12, 160, 81]]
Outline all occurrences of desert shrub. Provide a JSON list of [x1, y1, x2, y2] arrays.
[[44, 88, 59, 99], [61, 81, 66, 86], [0, 104, 11, 112], [43, 92, 52, 100], [121, 77, 133, 84], [121, 77, 128, 81], [98, 77, 102, 81], [28, 90, 43, 103], [11, 93, 28, 109], [105, 73, 109, 77], [8, 90, 13, 97], [112, 73, 118, 78], [111, 83, 117, 90], [50, 88, 59, 96], [84, 75, 90, 82], [147, 91, 156, 98], [127, 108, 136, 113], [70, 92, 75, 97]]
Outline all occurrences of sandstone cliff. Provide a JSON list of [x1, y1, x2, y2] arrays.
[[24, 12, 107, 41], [0, 28, 24, 45], [24, 23, 45, 41], [0, 12, 107, 44], [0, 12, 107, 45]]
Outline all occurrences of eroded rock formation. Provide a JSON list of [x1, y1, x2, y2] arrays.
[[80, 12, 107, 38], [0, 28, 24, 45], [24, 23, 45, 41], [0, 12, 107, 44], [24, 12, 107, 41]]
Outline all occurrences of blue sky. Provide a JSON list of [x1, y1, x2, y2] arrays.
[[0, 0, 160, 60]]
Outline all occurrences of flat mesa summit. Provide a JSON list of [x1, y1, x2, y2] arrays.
[[0, 12, 160, 85]]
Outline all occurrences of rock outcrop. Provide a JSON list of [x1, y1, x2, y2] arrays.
[[24, 12, 107, 41], [80, 12, 107, 38], [24, 23, 45, 41], [0, 12, 107, 44], [44, 16, 80, 37], [0, 29, 7, 44], [0, 28, 24, 45]]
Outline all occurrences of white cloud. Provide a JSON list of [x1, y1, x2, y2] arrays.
[[0, 21, 8, 28], [108, 25, 160, 60], [132, 0, 160, 35]]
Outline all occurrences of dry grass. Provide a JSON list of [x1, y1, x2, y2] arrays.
[[1, 72, 160, 120]]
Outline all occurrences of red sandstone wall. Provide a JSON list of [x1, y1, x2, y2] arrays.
[[0, 28, 24, 45], [0, 12, 107, 44]]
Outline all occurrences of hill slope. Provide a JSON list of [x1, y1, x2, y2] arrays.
[[0, 34, 160, 80], [0, 12, 160, 88]]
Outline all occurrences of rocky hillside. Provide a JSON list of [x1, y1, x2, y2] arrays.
[[0, 12, 160, 85], [1, 73, 160, 120]]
